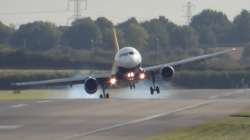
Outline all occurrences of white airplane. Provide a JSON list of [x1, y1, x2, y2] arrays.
[[13, 29, 236, 99]]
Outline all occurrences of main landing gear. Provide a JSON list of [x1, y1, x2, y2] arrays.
[[99, 81, 110, 99], [150, 72, 160, 95], [99, 93, 110, 99], [150, 86, 160, 95]]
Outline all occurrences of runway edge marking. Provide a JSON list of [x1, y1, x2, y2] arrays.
[[209, 89, 248, 100], [10, 104, 28, 109], [62, 100, 214, 140], [0, 125, 23, 130]]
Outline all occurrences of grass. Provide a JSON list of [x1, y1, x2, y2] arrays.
[[149, 115, 250, 140], [0, 90, 68, 100], [231, 112, 250, 118]]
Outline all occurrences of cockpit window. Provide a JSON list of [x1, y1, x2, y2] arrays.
[[120, 51, 134, 57], [129, 52, 134, 55]]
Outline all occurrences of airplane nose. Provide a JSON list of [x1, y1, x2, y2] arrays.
[[126, 56, 135, 65], [120, 55, 138, 68]]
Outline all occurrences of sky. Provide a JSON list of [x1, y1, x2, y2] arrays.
[[0, 0, 249, 26]]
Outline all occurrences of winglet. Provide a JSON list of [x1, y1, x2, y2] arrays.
[[112, 28, 120, 52]]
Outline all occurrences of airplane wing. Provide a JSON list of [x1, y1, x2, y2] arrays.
[[12, 74, 109, 89], [143, 48, 236, 72]]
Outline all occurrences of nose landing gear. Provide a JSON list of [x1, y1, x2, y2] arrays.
[[129, 82, 136, 90]]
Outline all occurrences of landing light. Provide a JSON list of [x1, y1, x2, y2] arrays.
[[110, 77, 117, 85], [139, 73, 146, 80], [127, 72, 135, 78], [130, 72, 135, 77]]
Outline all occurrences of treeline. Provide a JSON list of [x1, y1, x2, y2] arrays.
[[1, 9, 250, 50], [0, 9, 250, 68]]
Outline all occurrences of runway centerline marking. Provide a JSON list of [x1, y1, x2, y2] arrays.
[[0, 125, 23, 130], [10, 104, 28, 109], [62, 100, 214, 140]]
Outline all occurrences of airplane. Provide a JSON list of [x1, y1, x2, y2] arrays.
[[12, 28, 236, 99]]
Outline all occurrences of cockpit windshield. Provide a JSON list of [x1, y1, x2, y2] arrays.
[[129, 52, 134, 55], [120, 51, 135, 57]]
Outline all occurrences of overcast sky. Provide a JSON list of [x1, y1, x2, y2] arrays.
[[0, 0, 249, 26]]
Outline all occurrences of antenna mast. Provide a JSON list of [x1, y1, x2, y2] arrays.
[[185, 1, 194, 25], [67, 0, 88, 24]]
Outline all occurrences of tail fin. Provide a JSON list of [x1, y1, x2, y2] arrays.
[[111, 28, 120, 74], [112, 28, 120, 52]]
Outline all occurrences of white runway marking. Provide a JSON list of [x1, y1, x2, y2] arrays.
[[10, 104, 28, 109], [62, 101, 214, 140], [209, 95, 218, 99], [36, 100, 51, 104], [209, 90, 247, 100], [0, 125, 23, 130]]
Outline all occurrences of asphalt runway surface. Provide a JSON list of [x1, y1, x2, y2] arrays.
[[1, 89, 250, 140]]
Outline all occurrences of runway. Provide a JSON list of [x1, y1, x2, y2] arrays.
[[0, 89, 250, 140]]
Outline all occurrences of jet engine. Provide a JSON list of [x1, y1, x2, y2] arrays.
[[84, 78, 98, 94], [161, 66, 175, 80]]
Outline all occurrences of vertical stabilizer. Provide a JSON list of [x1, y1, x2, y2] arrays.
[[112, 28, 120, 52], [112, 28, 120, 74]]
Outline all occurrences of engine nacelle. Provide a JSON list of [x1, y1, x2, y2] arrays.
[[161, 66, 175, 80], [84, 78, 98, 94]]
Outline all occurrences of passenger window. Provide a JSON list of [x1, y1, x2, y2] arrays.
[[129, 52, 134, 55]]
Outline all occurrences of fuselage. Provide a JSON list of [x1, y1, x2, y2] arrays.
[[115, 47, 142, 69], [113, 47, 145, 82]]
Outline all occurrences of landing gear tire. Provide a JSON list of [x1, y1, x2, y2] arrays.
[[156, 86, 160, 94], [100, 94, 110, 99], [105, 93, 110, 99], [100, 94, 104, 99], [150, 86, 160, 95], [150, 87, 154, 95]]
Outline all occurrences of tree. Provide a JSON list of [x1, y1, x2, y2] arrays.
[[170, 26, 199, 49], [241, 45, 250, 65], [231, 10, 250, 43], [0, 21, 13, 44], [142, 16, 177, 48], [95, 17, 114, 48], [118, 18, 149, 48], [62, 18, 102, 49], [190, 9, 231, 45], [95, 17, 113, 29], [10, 21, 60, 50]]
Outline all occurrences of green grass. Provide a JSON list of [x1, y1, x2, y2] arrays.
[[149, 116, 250, 140], [0, 90, 68, 100], [231, 112, 250, 118]]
